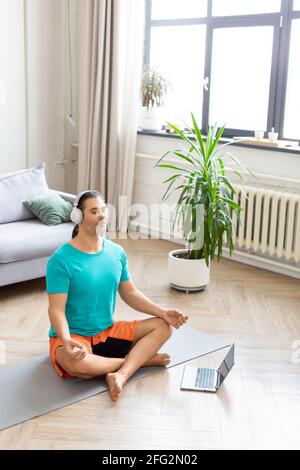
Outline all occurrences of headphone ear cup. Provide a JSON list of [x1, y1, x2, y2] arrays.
[[70, 207, 83, 224]]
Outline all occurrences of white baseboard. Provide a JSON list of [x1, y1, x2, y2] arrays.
[[128, 221, 300, 280]]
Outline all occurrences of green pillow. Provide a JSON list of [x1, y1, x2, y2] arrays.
[[23, 193, 73, 225]]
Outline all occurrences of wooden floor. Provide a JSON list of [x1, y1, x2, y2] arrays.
[[0, 237, 300, 450]]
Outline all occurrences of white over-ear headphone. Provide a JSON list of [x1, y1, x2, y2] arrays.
[[70, 190, 104, 225]]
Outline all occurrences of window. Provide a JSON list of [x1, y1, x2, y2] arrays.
[[212, 0, 281, 16], [209, 26, 273, 131], [145, 0, 300, 140], [294, 0, 300, 9], [150, 25, 206, 126], [151, 0, 206, 19]]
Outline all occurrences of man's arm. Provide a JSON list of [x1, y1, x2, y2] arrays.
[[48, 293, 87, 359], [118, 280, 188, 328], [48, 293, 71, 343]]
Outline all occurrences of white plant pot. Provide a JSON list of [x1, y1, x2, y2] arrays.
[[168, 249, 210, 292], [139, 106, 162, 131]]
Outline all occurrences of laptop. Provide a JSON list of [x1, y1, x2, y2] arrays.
[[180, 343, 235, 392]]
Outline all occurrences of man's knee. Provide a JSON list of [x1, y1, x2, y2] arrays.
[[154, 318, 173, 338], [66, 364, 91, 378], [59, 356, 90, 378]]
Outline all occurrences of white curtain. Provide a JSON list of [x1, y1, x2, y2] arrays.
[[77, 0, 145, 232]]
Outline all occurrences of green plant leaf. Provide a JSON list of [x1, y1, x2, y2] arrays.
[[211, 137, 247, 158], [173, 151, 196, 167], [156, 163, 194, 174], [219, 176, 235, 194], [166, 122, 199, 155], [190, 112, 205, 157], [162, 178, 177, 201], [162, 173, 182, 184], [162, 173, 193, 184], [154, 150, 173, 167], [221, 197, 242, 210], [223, 152, 256, 177], [208, 125, 225, 158], [232, 170, 244, 181]]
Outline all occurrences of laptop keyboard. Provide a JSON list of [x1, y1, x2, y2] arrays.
[[195, 368, 215, 389]]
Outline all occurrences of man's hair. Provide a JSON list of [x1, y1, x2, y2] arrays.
[[72, 191, 105, 239]]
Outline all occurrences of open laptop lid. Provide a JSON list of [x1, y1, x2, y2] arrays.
[[218, 343, 235, 380]]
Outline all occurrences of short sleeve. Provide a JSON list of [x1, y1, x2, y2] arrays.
[[120, 249, 131, 282], [46, 256, 70, 293]]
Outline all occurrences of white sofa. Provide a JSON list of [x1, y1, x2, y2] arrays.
[[0, 163, 76, 287]]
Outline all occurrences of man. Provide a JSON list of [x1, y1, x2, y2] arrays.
[[46, 190, 188, 401]]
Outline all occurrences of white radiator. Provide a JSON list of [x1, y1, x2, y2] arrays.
[[230, 185, 300, 264]]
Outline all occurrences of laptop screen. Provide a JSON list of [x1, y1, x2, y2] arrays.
[[218, 344, 235, 378]]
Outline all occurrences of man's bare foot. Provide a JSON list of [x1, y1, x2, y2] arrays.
[[105, 372, 126, 401], [144, 353, 171, 367]]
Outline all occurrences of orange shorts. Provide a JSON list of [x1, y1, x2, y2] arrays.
[[49, 320, 140, 379]]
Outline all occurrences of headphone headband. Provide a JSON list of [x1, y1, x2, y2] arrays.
[[73, 190, 104, 208]]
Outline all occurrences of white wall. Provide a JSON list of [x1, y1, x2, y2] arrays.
[[136, 134, 300, 184], [0, 0, 26, 174], [134, 135, 300, 206]]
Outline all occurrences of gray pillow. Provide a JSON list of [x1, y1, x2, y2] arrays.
[[0, 163, 49, 224], [23, 193, 73, 225]]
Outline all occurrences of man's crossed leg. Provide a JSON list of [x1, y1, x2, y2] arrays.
[[55, 317, 172, 400]]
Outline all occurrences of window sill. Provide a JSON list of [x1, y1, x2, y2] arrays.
[[137, 129, 300, 155]]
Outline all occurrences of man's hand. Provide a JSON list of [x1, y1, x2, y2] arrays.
[[63, 338, 89, 360], [161, 308, 188, 329]]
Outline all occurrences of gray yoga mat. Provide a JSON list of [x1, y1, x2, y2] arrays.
[[0, 326, 229, 430]]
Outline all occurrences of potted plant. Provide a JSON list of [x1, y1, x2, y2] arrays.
[[155, 113, 253, 292], [139, 64, 171, 131]]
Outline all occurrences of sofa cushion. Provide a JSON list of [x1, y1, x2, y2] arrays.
[[0, 163, 49, 224], [0, 219, 75, 263], [23, 193, 73, 225]]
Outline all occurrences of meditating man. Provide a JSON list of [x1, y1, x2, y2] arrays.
[[46, 190, 188, 401]]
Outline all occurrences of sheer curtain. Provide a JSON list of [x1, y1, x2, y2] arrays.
[[77, 0, 145, 233]]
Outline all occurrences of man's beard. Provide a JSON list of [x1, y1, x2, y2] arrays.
[[96, 221, 107, 236]]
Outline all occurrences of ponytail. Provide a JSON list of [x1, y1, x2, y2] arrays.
[[72, 224, 79, 239]]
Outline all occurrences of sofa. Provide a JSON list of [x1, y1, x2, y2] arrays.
[[0, 163, 76, 287]]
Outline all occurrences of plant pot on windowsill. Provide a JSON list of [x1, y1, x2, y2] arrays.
[[139, 64, 171, 132], [139, 106, 163, 132]]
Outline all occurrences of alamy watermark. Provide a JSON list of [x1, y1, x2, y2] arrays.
[[105, 198, 205, 250], [291, 340, 300, 365], [0, 340, 6, 365]]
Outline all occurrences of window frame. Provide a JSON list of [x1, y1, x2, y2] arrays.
[[144, 0, 299, 141]]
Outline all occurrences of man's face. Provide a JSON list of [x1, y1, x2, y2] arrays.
[[82, 197, 108, 234]]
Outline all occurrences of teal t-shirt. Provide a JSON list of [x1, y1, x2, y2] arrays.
[[46, 237, 131, 337]]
